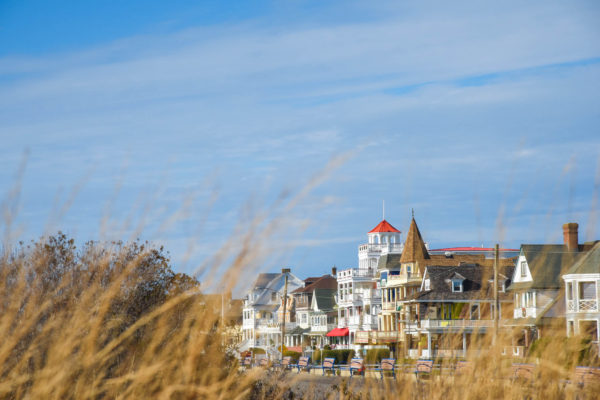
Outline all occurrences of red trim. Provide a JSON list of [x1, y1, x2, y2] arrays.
[[430, 247, 519, 252]]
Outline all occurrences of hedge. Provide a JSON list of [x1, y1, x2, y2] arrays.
[[317, 349, 356, 364], [282, 350, 301, 361], [249, 347, 265, 354], [365, 348, 390, 363]]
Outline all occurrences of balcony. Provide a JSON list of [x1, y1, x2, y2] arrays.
[[514, 307, 537, 319], [567, 299, 599, 312], [387, 273, 422, 287], [419, 319, 494, 329], [358, 243, 404, 254], [337, 268, 376, 280]]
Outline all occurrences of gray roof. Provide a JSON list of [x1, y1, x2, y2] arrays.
[[409, 264, 514, 302], [377, 254, 403, 271], [313, 288, 336, 311], [564, 241, 600, 275], [509, 244, 592, 290], [253, 273, 280, 289]]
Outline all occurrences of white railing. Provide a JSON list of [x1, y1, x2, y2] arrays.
[[579, 299, 598, 312], [567, 299, 598, 312], [514, 307, 536, 319], [358, 243, 404, 253], [337, 268, 376, 279], [420, 319, 494, 329], [387, 273, 421, 286]]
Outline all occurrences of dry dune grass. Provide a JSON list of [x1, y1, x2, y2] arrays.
[[0, 156, 599, 399]]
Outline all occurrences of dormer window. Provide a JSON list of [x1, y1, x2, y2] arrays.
[[452, 279, 463, 292], [424, 279, 430, 290], [520, 261, 527, 277]]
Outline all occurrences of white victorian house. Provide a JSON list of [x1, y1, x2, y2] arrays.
[[241, 271, 303, 352], [508, 222, 597, 348], [336, 219, 403, 348], [563, 241, 600, 348]]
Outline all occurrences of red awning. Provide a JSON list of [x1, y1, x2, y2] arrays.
[[326, 327, 349, 337]]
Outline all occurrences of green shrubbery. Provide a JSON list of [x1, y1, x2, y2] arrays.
[[313, 349, 355, 364], [250, 347, 266, 354], [282, 350, 301, 361], [365, 348, 391, 363]]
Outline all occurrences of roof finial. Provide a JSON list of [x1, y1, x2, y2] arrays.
[[411, 208, 414, 219], [382, 200, 385, 220]]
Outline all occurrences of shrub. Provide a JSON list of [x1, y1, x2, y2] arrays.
[[250, 347, 266, 354], [321, 349, 355, 364], [365, 348, 390, 363], [283, 350, 301, 361]]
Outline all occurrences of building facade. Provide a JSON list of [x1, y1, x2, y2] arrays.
[[336, 219, 403, 348]]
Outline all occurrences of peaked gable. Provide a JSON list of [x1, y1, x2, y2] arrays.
[[509, 244, 588, 290]]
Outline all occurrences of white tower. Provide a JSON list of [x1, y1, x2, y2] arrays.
[[358, 219, 402, 272]]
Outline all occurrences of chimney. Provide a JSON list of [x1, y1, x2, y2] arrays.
[[562, 223, 579, 251], [331, 266, 337, 277]]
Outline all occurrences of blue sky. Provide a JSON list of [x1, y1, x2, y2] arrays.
[[1, 1, 599, 292]]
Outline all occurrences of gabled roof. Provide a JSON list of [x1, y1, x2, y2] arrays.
[[510, 244, 591, 290], [400, 217, 430, 263], [252, 273, 280, 289], [377, 253, 403, 271], [409, 264, 515, 301], [291, 275, 337, 294], [564, 241, 600, 275], [312, 288, 336, 312], [368, 219, 400, 233]]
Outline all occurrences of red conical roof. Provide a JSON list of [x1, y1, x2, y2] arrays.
[[368, 219, 401, 233]]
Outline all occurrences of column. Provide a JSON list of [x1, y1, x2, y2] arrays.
[[427, 332, 432, 358], [462, 332, 467, 357]]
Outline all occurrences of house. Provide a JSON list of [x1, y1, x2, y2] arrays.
[[563, 240, 600, 349], [405, 263, 514, 358], [335, 218, 403, 349], [377, 215, 515, 355], [286, 273, 337, 350], [241, 271, 303, 352], [507, 222, 598, 349]]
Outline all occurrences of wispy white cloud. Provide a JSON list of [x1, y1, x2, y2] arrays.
[[1, 1, 599, 277]]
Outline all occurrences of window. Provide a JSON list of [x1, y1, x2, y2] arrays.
[[520, 261, 527, 278], [424, 279, 430, 290], [452, 280, 463, 292], [271, 292, 277, 301], [580, 282, 597, 300]]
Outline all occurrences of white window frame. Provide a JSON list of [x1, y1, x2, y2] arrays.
[[452, 279, 463, 293]]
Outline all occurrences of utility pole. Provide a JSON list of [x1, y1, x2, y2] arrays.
[[493, 244, 499, 345], [281, 268, 290, 364]]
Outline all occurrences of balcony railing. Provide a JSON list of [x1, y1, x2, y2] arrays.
[[337, 268, 376, 280], [420, 319, 494, 329], [358, 243, 404, 253], [387, 273, 422, 286], [568, 299, 599, 312]]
